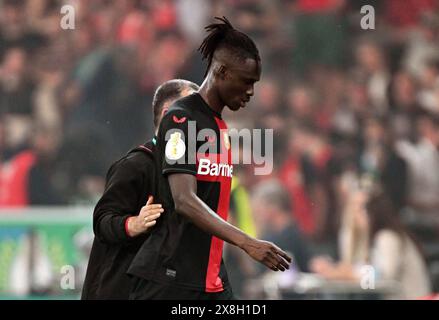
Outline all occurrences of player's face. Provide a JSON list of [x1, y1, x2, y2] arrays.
[[221, 58, 261, 111]]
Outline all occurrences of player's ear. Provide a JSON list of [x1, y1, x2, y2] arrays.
[[161, 107, 169, 117], [215, 64, 227, 80]]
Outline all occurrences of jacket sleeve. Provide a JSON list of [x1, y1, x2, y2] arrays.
[[93, 156, 147, 245]]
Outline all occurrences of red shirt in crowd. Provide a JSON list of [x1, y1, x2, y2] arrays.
[[0, 150, 36, 207]]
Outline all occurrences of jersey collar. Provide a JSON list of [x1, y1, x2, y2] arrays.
[[195, 93, 223, 120]]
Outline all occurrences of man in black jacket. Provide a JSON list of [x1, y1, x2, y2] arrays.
[[81, 79, 199, 299]]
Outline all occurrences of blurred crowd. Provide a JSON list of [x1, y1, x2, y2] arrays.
[[1, 0, 439, 299]]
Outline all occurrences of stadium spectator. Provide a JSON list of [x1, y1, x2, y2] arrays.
[[311, 189, 432, 299], [251, 179, 312, 273], [358, 116, 408, 212], [396, 112, 439, 218]]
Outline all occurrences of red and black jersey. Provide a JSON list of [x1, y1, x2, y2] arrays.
[[128, 93, 233, 292]]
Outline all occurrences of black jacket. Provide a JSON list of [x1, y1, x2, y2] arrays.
[[81, 141, 157, 299]]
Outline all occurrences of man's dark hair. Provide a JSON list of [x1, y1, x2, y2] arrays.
[[198, 16, 260, 78], [152, 79, 199, 128]]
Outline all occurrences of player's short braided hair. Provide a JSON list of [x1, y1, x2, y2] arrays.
[[198, 16, 260, 78]]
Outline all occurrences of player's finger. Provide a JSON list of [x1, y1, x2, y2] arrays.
[[279, 258, 290, 270], [271, 251, 290, 269], [269, 251, 289, 270], [266, 262, 278, 272], [273, 261, 285, 272], [272, 246, 292, 263], [146, 195, 153, 206], [265, 256, 284, 272]]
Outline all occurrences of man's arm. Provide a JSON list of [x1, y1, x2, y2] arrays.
[[94, 158, 162, 244], [168, 173, 292, 271]]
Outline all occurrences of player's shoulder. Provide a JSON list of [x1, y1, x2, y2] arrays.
[[165, 93, 200, 119], [173, 92, 200, 109], [110, 144, 155, 176]]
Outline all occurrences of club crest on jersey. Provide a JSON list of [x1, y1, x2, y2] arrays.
[[173, 115, 187, 124], [166, 132, 186, 160]]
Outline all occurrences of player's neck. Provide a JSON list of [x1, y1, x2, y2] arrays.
[[198, 81, 224, 115]]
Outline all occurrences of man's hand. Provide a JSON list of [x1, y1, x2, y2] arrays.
[[126, 196, 164, 237], [241, 238, 292, 272]]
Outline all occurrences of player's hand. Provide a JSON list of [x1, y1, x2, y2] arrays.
[[127, 196, 164, 237], [242, 238, 292, 272]]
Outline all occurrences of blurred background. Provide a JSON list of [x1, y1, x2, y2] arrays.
[[1, 0, 439, 299]]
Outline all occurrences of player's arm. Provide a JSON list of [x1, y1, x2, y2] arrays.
[[168, 173, 292, 271], [93, 158, 163, 245]]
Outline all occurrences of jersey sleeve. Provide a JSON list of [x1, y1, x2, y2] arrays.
[[158, 108, 197, 176]]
